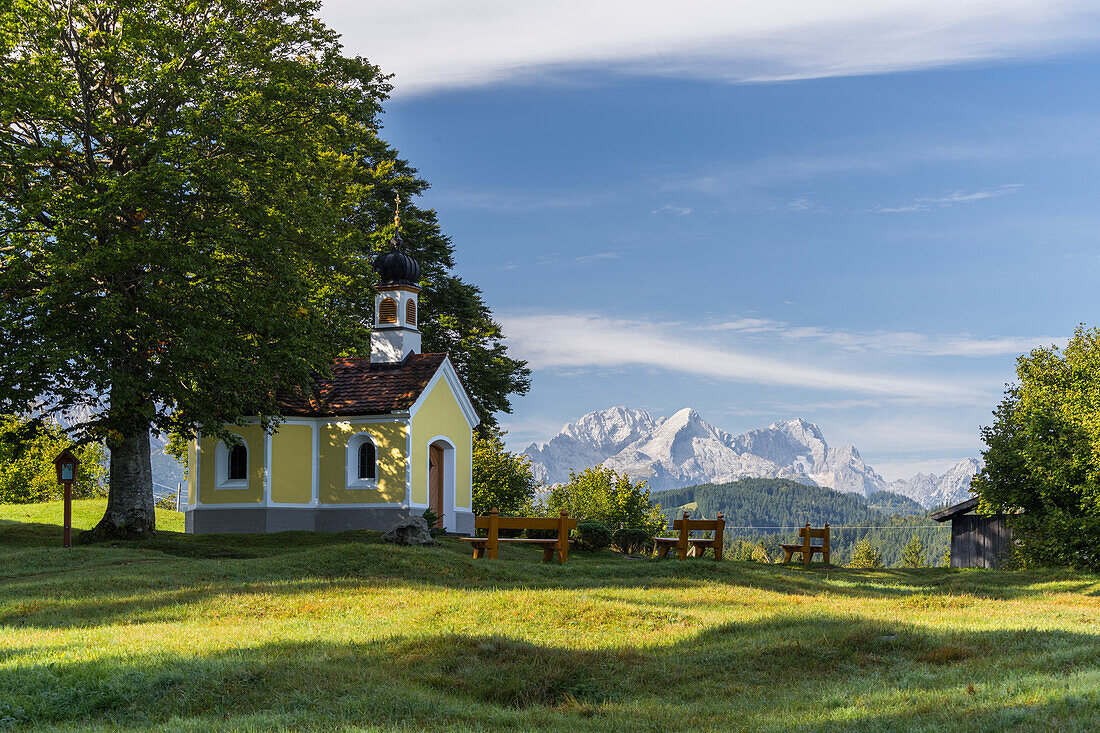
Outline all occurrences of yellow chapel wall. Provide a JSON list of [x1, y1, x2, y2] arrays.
[[197, 425, 265, 504], [318, 420, 407, 504], [410, 375, 472, 509], [271, 424, 312, 503]]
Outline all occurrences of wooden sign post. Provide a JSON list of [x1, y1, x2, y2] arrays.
[[53, 449, 80, 549]]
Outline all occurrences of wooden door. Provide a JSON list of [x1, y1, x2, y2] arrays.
[[429, 443, 444, 518]]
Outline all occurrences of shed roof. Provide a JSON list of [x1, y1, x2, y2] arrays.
[[930, 496, 980, 522], [276, 353, 447, 417]]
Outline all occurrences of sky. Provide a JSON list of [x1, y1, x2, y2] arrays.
[[320, 1, 1100, 481]]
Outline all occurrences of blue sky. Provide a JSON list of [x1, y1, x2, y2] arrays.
[[321, 1, 1100, 480]]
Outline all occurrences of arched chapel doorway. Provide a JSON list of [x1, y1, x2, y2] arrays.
[[428, 438, 455, 532]]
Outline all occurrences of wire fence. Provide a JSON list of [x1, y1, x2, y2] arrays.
[[722, 525, 946, 531]]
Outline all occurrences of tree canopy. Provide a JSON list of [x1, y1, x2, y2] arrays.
[[471, 430, 540, 516], [972, 325, 1100, 569], [544, 466, 666, 535], [0, 0, 528, 538]]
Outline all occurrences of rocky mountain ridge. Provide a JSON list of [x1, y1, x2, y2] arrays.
[[522, 406, 980, 508]]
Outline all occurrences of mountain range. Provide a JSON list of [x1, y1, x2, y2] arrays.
[[522, 406, 980, 508]]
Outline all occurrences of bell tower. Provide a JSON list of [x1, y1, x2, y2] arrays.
[[370, 202, 422, 364]]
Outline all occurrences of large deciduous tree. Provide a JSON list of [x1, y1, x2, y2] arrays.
[[972, 325, 1100, 569], [0, 0, 528, 539]]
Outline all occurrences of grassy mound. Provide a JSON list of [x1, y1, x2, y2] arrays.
[[1, 500, 1098, 731]]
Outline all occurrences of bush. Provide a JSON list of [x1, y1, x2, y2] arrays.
[[612, 527, 652, 555], [0, 415, 107, 503], [544, 466, 666, 536], [751, 544, 774, 564], [154, 493, 178, 510], [420, 508, 444, 537], [574, 520, 613, 551], [848, 538, 884, 568]]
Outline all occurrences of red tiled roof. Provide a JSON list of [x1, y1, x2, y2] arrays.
[[276, 353, 447, 417]]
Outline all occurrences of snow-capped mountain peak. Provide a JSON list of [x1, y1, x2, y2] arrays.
[[522, 406, 980, 508]]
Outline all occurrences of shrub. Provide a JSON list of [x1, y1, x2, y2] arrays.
[[420, 508, 444, 537], [751, 544, 774, 564], [574, 520, 613, 551], [544, 466, 666, 536], [0, 415, 107, 503], [848, 538, 884, 568], [612, 527, 652, 555], [154, 493, 178, 510]]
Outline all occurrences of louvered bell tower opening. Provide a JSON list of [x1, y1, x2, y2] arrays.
[[370, 210, 422, 364]]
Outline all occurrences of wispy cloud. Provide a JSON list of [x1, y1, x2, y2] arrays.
[[651, 204, 692, 216], [429, 190, 602, 212], [324, 1, 1100, 96], [661, 142, 1014, 198], [574, 252, 623, 263], [871, 184, 1024, 213], [500, 313, 983, 403], [697, 316, 1064, 357], [505, 251, 623, 269], [787, 197, 827, 213]]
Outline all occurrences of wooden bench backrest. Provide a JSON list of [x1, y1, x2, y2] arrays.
[[670, 511, 725, 546], [798, 523, 830, 548], [672, 517, 723, 532], [474, 515, 578, 532]]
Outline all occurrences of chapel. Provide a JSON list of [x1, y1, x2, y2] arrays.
[[184, 229, 478, 535]]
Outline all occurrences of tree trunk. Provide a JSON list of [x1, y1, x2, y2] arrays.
[[81, 427, 156, 541]]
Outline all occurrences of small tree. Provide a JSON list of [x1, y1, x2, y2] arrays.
[[472, 430, 539, 516], [0, 415, 106, 503], [900, 536, 927, 568], [751, 542, 774, 564], [543, 466, 666, 535], [941, 546, 951, 568], [847, 539, 884, 568], [972, 326, 1100, 569]]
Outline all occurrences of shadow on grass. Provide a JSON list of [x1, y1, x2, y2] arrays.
[[2, 524, 1098, 631], [1, 616, 1098, 732]]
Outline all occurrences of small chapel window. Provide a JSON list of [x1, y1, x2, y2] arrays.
[[228, 444, 247, 481], [358, 441, 377, 480], [379, 297, 397, 324], [406, 299, 416, 327]]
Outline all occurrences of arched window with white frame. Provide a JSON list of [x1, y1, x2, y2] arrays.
[[346, 432, 380, 489], [214, 437, 250, 490]]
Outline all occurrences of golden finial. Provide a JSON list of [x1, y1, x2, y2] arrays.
[[393, 192, 401, 230]]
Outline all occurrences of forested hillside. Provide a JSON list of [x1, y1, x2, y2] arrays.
[[654, 479, 949, 566]]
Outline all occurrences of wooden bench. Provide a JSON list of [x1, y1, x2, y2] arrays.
[[781, 522, 830, 565], [460, 508, 577, 562], [652, 511, 725, 560]]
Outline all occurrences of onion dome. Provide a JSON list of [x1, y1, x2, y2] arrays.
[[372, 232, 421, 287], [373, 194, 420, 286]]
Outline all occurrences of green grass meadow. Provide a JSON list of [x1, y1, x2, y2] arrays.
[[1, 500, 1099, 731]]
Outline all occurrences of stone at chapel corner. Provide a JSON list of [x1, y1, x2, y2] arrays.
[[382, 517, 438, 546]]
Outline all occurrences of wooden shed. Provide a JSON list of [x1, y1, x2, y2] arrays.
[[931, 497, 1014, 569]]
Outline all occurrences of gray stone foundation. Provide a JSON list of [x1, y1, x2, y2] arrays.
[[453, 510, 475, 536], [185, 506, 412, 534]]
